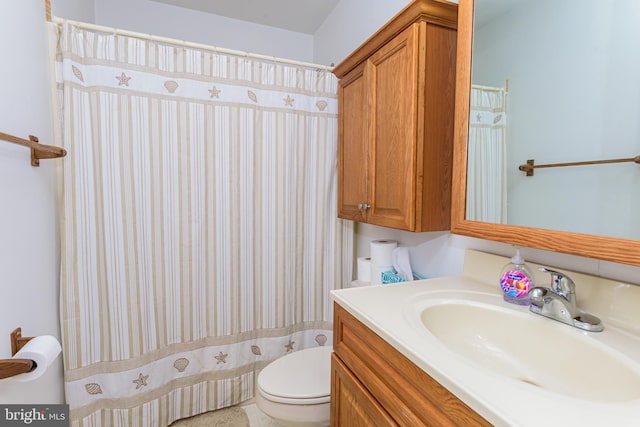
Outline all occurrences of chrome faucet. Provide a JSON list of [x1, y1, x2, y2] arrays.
[[528, 267, 603, 332]]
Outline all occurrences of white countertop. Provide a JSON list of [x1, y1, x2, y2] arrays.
[[330, 276, 640, 427]]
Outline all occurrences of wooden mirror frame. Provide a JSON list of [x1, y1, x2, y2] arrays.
[[450, 0, 640, 266]]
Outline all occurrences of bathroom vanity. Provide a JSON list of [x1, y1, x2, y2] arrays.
[[330, 250, 640, 427], [331, 303, 489, 426]]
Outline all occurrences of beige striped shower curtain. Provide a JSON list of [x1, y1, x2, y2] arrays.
[[51, 22, 353, 427], [466, 85, 508, 223]]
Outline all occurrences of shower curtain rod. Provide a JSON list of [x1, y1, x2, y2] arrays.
[[472, 82, 509, 92], [52, 17, 334, 72]]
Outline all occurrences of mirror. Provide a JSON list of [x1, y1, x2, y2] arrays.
[[451, 0, 640, 266], [466, 0, 640, 240]]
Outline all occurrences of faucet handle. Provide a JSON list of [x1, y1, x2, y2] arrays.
[[539, 267, 576, 297]]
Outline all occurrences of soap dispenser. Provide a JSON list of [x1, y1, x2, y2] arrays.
[[499, 250, 535, 305]]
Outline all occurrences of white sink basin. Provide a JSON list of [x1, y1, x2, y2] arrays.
[[416, 292, 640, 402]]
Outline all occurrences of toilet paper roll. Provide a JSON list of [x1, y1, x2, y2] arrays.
[[357, 257, 372, 283], [370, 240, 398, 266], [12, 335, 61, 382], [371, 264, 394, 285]]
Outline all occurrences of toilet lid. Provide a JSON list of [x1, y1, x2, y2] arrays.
[[258, 346, 332, 401]]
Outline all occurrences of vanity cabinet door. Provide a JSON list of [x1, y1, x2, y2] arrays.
[[331, 353, 397, 427]]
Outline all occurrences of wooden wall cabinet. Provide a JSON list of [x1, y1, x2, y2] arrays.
[[334, 0, 458, 232], [331, 303, 491, 426]]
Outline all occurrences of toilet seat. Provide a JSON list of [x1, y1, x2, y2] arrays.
[[257, 346, 332, 405]]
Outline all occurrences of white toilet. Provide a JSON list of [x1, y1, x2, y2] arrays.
[[256, 345, 332, 427]]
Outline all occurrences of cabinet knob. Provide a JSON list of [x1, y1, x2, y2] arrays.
[[358, 203, 371, 211]]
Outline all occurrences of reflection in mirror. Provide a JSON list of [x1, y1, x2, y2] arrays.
[[467, 0, 640, 240], [451, 0, 640, 266]]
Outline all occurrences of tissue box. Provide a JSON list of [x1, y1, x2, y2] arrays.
[[381, 270, 406, 284], [380, 270, 425, 284]]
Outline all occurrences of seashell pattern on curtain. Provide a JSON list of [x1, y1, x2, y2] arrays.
[[50, 21, 353, 427]]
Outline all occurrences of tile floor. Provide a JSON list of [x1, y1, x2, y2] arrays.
[[242, 403, 283, 427]]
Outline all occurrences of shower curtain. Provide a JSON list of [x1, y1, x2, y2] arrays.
[[466, 85, 508, 223], [51, 21, 353, 426]]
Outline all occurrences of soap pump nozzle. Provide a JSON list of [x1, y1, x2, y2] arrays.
[[511, 249, 524, 265]]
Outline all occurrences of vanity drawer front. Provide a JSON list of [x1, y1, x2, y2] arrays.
[[333, 303, 490, 427]]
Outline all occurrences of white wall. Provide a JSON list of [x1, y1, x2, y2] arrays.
[[0, 0, 64, 403], [49, 0, 94, 22], [92, 0, 316, 64]]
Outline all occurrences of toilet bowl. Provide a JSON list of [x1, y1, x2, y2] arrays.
[[256, 345, 332, 427]]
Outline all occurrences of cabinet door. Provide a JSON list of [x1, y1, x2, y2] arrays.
[[337, 64, 368, 221], [331, 353, 397, 427], [366, 25, 419, 230]]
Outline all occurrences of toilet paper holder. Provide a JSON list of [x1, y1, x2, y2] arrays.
[[11, 327, 34, 356], [0, 327, 36, 380]]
